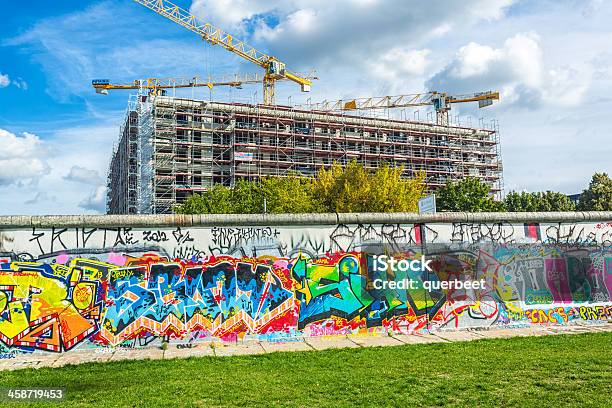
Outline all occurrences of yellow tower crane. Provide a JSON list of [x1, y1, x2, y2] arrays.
[[300, 91, 500, 125], [132, 0, 314, 105], [92, 72, 317, 96]]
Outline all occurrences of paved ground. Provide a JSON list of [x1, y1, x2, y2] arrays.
[[1, 323, 610, 372]]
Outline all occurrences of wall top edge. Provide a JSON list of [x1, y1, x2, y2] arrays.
[[0, 212, 610, 229]]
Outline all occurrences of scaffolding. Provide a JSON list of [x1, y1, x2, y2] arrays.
[[106, 95, 139, 214], [107, 95, 504, 214], [137, 97, 155, 213]]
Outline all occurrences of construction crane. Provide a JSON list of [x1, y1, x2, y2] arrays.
[[132, 0, 314, 105], [299, 91, 500, 125], [92, 72, 317, 96]]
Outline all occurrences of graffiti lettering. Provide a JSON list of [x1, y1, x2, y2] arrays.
[[0, 220, 608, 356]]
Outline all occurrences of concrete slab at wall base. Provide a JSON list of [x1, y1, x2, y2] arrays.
[[305, 336, 361, 350], [391, 334, 445, 344], [347, 335, 404, 347], [213, 343, 267, 357], [163, 345, 216, 359], [430, 331, 484, 342], [0, 324, 608, 371], [260, 340, 313, 353], [0, 212, 610, 363]]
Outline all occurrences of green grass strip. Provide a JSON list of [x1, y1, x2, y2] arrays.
[[0, 332, 610, 408]]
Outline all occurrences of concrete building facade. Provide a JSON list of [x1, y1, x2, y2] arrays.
[[107, 96, 503, 214]]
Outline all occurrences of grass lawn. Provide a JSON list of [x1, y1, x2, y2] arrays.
[[0, 332, 610, 407]]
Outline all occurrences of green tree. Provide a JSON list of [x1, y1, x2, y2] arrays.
[[312, 160, 425, 213], [261, 173, 323, 213], [175, 161, 426, 214], [437, 177, 505, 212], [324, 160, 373, 213], [231, 179, 265, 214], [504, 191, 539, 212], [578, 173, 612, 211], [174, 184, 233, 214], [174, 180, 268, 214], [312, 162, 344, 212], [505, 191, 576, 212], [368, 166, 425, 212], [538, 191, 576, 211]]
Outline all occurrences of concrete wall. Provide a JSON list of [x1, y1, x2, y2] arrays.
[[0, 212, 610, 356]]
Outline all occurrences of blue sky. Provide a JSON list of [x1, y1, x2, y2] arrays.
[[0, 0, 610, 214]]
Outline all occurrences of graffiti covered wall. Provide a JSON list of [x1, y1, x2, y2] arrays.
[[0, 215, 610, 356]]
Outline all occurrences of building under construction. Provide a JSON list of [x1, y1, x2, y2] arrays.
[[106, 95, 503, 214]]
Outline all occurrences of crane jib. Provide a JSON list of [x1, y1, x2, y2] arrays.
[[131, 0, 313, 105]]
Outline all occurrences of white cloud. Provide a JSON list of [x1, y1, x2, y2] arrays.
[[284, 9, 317, 34], [64, 165, 103, 185], [583, 0, 605, 16], [426, 32, 592, 108], [253, 0, 517, 69], [431, 24, 452, 38], [0, 73, 9, 88], [5, 3, 219, 101], [543, 66, 591, 107], [500, 103, 610, 194], [0, 129, 50, 186], [43, 124, 116, 214], [471, 0, 515, 20], [12, 78, 28, 90], [24, 192, 56, 205], [79, 186, 107, 212], [370, 48, 431, 81], [190, 0, 285, 30], [0, 122, 118, 215]]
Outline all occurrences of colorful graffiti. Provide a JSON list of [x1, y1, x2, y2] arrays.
[[0, 220, 610, 355]]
